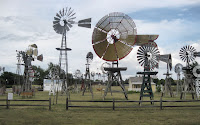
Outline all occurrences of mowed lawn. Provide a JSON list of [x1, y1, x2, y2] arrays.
[[0, 86, 200, 125]]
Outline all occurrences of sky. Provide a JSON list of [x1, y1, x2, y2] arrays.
[[0, 0, 200, 80]]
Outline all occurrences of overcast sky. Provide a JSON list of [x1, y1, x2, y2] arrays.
[[0, 0, 200, 80]]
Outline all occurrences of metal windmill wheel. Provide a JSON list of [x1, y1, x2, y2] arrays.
[[175, 63, 183, 75], [179, 45, 196, 65], [92, 12, 137, 61], [137, 42, 160, 71]]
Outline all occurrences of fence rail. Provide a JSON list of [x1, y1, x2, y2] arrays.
[[66, 98, 200, 110], [0, 98, 51, 110]]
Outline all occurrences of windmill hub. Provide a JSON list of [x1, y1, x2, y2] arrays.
[[146, 52, 152, 59], [106, 29, 120, 44]]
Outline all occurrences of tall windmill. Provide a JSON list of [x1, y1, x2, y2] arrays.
[[159, 54, 173, 97], [174, 63, 183, 96], [53, 7, 91, 96]]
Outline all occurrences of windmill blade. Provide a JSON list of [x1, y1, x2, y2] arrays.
[[67, 7, 72, 16], [53, 20, 59, 24], [56, 13, 61, 18], [69, 12, 76, 18], [59, 10, 63, 17], [65, 25, 70, 31], [68, 9, 74, 17], [54, 17, 60, 21], [62, 8, 65, 16], [65, 7, 68, 15], [69, 17, 76, 20], [67, 22, 72, 28]]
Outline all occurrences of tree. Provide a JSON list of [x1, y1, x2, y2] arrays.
[[153, 78, 159, 85], [32, 65, 48, 86], [0, 72, 18, 87], [124, 78, 129, 84]]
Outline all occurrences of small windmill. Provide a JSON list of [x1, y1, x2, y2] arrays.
[[159, 54, 173, 97], [49, 67, 59, 104], [179, 45, 200, 99], [53, 7, 91, 96], [174, 63, 183, 96], [101, 62, 111, 83], [91, 71, 95, 81], [82, 52, 93, 98], [73, 69, 82, 93]]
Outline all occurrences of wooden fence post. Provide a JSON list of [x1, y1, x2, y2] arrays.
[[113, 98, 115, 110], [160, 97, 163, 110], [66, 97, 68, 110], [6, 98, 9, 109], [49, 97, 51, 111]]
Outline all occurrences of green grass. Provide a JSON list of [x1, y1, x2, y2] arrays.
[[0, 86, 200, 125]]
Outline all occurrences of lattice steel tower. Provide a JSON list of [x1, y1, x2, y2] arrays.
[[53, 7, 91, 95]]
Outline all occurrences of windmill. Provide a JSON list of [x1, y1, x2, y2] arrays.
[[53, 7, 91, 96], [92, 12, 137, 100], [73, 69, 82, 93], [159, 54, 173, 97], [137, 41, 160, 104], [13, 51, 23, 94], [19, 44, 43, 92], [91, 71, 95, 81], [193, 65, 200, 99], [101, 62, 111, 83], [82, 52, 93, 98], [179, 45, 200, 99], [174, 63, 183, 96], [16, 51, 22, 84], [49, 66, 59, 104]]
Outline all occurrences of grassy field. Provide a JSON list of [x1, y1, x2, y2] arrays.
[[0, 86, 200, 125]]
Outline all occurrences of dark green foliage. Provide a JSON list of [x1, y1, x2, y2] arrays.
[[32, 65, 48, 86]]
